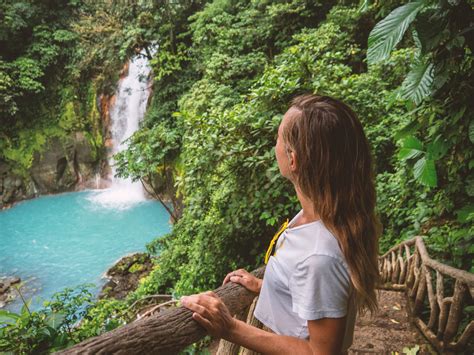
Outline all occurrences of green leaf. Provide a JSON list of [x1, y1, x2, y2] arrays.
[[358, 0, 370, 13], [399, 147, 423, 160], [401, 58, 434, 105], [46, 312, 66, 329], [413, 157, 437, 187], [401, 136, 423, 150], [0, 309, 20, 324], [367, 1, 425, 64], [412, 29, 422, 51], [399, 136, 424, 160], [426, 136, 448, 160], [403, 344, 420, 355]]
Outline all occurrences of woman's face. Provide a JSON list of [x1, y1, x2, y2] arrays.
[[275, 107, 298, 180]]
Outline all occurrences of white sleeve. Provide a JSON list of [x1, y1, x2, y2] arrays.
[[289, 254, 351, 320]]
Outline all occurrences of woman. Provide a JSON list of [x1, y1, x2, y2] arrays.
[[181, 94, 380, 354]]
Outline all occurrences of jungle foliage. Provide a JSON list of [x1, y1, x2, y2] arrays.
[[0, 0, 472, 353], [117, 0, 473, 300], [0, 0, 158, 175]]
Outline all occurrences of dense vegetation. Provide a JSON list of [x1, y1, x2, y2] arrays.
[[0, 0, 472, 353]]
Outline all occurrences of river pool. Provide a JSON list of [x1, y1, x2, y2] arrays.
[[0, 190, 170, 312]]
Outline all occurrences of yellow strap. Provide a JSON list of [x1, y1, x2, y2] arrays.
[[264, 219, 289, 264]]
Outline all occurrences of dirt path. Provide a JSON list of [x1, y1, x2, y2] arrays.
[[208, 290, 435, 354], [350, 290, 434, 354]]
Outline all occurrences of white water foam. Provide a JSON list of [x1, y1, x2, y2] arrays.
[[88, 51, 152, 210]]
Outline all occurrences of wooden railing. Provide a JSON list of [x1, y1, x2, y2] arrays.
[[379, 236, 473, 353], [58, 236, 473, 354], [57, 268, 265, 354]]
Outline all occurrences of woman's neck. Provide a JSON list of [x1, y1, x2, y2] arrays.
[[294, 185, 320, 226]]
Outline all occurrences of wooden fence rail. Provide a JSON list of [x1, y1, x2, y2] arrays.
[[379, 236, 473, 353], [58, 236, 473, 354], [57, 268, 265, 354]]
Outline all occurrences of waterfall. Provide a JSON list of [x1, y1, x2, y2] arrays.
[[94, 172, 100, 189], [88, 52, 152, 210]]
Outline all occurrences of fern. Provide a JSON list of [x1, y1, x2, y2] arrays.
[[367, 1, 426, 65]]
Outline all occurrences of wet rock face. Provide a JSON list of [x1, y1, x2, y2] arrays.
[[0, 160, 32, 209], [0, 132, 102, 209], [30, 136, 77, 193]]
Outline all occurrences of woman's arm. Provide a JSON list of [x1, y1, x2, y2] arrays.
[[180, 292, 346, 355], [228, 317, 346, 355]]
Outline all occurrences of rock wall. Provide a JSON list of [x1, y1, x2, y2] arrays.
[[0, 131, 104, 209], [0, 89, 118, 209]]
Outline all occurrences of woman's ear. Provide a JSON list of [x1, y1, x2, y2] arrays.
[[289, 150, 297, 172]]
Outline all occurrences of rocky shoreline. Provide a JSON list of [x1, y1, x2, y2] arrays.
[[0, 253, 154, 309], [0, 276, 21, 308]]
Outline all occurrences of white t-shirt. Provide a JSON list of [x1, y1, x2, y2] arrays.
[[254, 210, 356, 352]]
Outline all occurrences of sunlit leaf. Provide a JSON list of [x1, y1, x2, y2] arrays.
[[403, 344, 420, 355], [399, 147, 423, 160], [398, 136, 424, 160]]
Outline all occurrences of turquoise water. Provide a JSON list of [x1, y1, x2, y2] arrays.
[[0, 190, 170, 313]]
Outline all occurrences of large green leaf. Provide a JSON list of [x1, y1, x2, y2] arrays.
[[426, 136, 448, 160], [0, 309, 20, 324], [401, 57, 434, 104], [413, 156, 437, 187], [398, 135, 424, 160], [367, 1, 426, 64]]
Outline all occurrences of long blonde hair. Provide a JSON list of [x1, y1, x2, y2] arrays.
[[283, 94, 380, 314]]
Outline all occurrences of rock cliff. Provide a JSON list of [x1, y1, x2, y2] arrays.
[[0, 91, 116, 209]]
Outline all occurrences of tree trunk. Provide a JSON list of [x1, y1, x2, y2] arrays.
[[57, 267, 265, 354]]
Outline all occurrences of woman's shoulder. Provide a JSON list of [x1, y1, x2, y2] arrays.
[[288, 219, 345, 262]]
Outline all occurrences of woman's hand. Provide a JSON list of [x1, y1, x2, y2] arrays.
[[180, 291, 236, 339], [222, 269, 262, 294]]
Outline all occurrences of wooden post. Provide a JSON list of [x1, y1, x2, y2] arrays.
[[443, 280, 468, 344]]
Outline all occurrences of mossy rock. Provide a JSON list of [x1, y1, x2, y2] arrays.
[[100, 253, 154, 300]]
